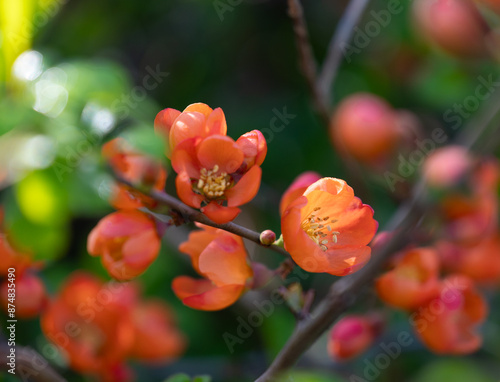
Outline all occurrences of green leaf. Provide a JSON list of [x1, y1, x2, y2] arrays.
[[411, 359, 496, 382], [278, 371, 345, 382], [163, 373, 191, 382], [192, 376, 212, 382]]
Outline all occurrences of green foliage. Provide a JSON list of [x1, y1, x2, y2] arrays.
[[164, 374, 212, 382]]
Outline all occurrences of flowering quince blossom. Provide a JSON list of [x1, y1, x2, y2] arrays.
[[281, 178, 378, 275], [440, 159, 499, 245], [41, 272, 185, 380], [172, 223, 253, 311], [375, 247, 441, 311], [155, 103, 266, 224], [437, 236, 500, 286], [129, 300, 186, 362], [413, 275, 488, 354], [87, 210, 161, 281], [375, 248, 439, 310], [328, 314, 382, 360], [102, 138, 167, 210]]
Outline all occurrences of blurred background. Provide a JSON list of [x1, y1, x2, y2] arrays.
[[1, 0, 500, 381]]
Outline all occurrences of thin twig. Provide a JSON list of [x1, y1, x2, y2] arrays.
[[0, 342, 67, 382], [287, 0, 330, 126], [116, 176, 291, 258], [317, 0, 371, 105]]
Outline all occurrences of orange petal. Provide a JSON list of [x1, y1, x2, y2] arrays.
[[172, 276, 244, 311], [206, 108, 227, 136], [122, 230, 160, 269], [236, 130, 267, 168], [171, 138, 201, 178], [301, 178, 355, 218], [198, 233, 251, 286], [179, 229, 218, 274], [183, 103, 213, 118], [329, 198, 378, 247], [196, 135, 243, 174], [201, 202, 241, 224], [175, 172, 203, 208], [169, 111, 206, 151], [226, 166, 262, 207], [154, 108, 181, 138]]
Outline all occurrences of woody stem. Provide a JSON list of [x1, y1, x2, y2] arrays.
[[115, 176, 291, 258]]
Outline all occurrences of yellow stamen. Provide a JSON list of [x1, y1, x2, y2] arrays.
[[197, 165, 231, 199], [301, 207, 341, 251]]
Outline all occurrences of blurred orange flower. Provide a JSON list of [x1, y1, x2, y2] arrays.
[[41, 273, 136, 377], [87, 210, 161, 281], [437, 236, 500, 286], [129, 300, 186, 362], [413, 275, 487, 354], [376, 247, 440, 311], [281, 178, 377, 275], [328, 314, 382, 360], [172, 224, 253, 311], [41, 272, 185, 380], [1, 272, 47, 319], [102, 138, 167, 210]]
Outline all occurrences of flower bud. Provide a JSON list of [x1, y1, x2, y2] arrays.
[[331, 93, 399, 164], [259, 229, 277, 245], [423, 145, 471, 188], [413, 0, 489, 57]]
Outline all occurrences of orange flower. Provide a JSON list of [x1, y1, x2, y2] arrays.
[[328, 314, 382, 360], [279, 171, 321, 216], [41, 273, 136, 377], [281, 178, 378, 275], [413, 275, 487, 354], [1, 272, 47, 319], [0, 234, 32, 276], [440, 160, 499, 245], [330, 93, 399, 164], [154, 103, 227, 156], [172, 224, 253, 311], [376, 247, 440, 311], [102, 138, 167, 210], [87, 210, 161, 281], [171, 132, 265, 224], [129, 300, 186, 362], [437, 237, 500, 286]]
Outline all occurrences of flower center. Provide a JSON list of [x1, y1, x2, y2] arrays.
[[197, 165, 231, 199], [301, 207, 340, 252]]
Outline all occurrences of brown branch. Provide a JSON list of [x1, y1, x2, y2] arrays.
[[287, 0, 330, 126], [317, 0, 371, 105], [0, 342, 67, 382], [117, 177, 291, 258]]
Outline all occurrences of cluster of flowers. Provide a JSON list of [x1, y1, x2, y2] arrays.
[[328, 155, 499, 360], [86, 103, 378, 313], [41, 272, 185, 382]]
